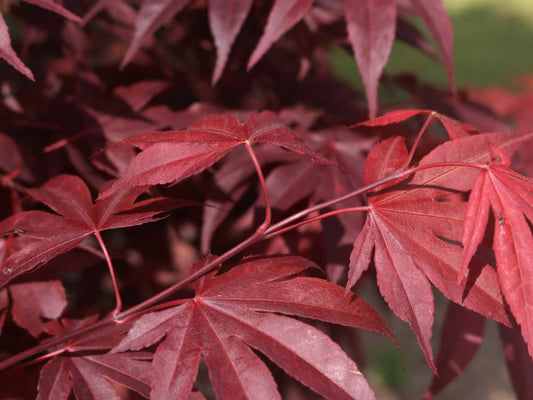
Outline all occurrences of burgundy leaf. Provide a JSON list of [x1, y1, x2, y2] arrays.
[[21, 0, 82, 23], [100, 112, 325, 199], [0, 175, 187, 287], [489, 167, 533, 358], [114, 256, 394, 399], [459, 170, 491, 280], [373, 214, 436, 372], [0, 13, 34, 81], [345, 0, 396, 118], [410, 0, 455, 90], [424, 137, 533, 357], [248, 0, 313, 69], [37, 316, 150, 400], [37, 358, 72, 400], [354, 109, 474, 139], [208, 0, 254, 84], [121, 0, 191, 68], [347, 136, 514, 370], [10, 280, 67, 337]]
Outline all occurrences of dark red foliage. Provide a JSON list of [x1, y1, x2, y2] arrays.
[[0, 1, 531, 399]]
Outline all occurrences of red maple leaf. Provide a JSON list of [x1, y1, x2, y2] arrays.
[[0, 174, 189, 288], [459, 142, 533, 359], [100, 111, 326, 199], [0, 2, 81, 80], [345, 0, 396, 119], [37, 317, 152, 400], [346, 133, 529, 371], [354, 108, 476, 140], [112, 255, 396, 400]]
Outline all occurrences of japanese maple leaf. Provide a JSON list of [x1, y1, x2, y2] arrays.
[[121, 0, 255, 84], [0, 13, 35, 81], [112, 255, 396, 400], [10, 280, 67, 338], [354, 108, 476, 140], [0, 2, 81, 80], [459, 142, 533, 359], [247, 0, 314, 70], [345, 0, 396, 119], [100, 111, 326, 199], [37, 352, 151, 400], [0, 174, 188, 288], [408, 0, 455, 91], [346, 134, 528, 371], [36, 316, 152, 400]]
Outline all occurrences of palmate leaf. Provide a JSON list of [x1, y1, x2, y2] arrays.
[[346, 133, 531, 371], [37, 353, 152, 400], [0, 175, 189, 287], [112, 256, 397, 400], [100, 112, 326, 199], [354, 108, 475, 140], [37, 317, 152, 400], [458, 142, 533, 359]]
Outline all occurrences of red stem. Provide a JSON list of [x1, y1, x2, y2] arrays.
[[116, 143, 271, 321], [245, 142, 271, 231], [263, 206, 369, 239], [403, 112, 434, 169], [94, 231, 122, 316], [43, 131, 92, 153], [264, 161, 484, 236]]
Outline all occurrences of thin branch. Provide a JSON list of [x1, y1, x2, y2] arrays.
[[263, 206, 370, 239], [0, 317, 112, 371], [264, 161, 485, 236]]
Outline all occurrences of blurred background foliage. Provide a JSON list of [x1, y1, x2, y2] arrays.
[[332, 0, 533, 89]]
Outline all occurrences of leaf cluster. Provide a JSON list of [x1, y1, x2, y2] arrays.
[[0, 1, 532, 400]]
